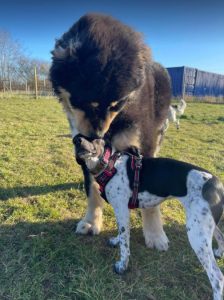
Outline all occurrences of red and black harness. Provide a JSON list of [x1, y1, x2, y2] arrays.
[[94, 146, 142, 209]]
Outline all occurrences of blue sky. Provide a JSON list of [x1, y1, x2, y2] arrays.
[[1, 0, 224, 74]]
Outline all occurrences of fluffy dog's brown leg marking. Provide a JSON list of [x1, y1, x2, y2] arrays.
[[142, 205, 169, 251], [76, 181, 104, 235], [58, 88, 104, 235]]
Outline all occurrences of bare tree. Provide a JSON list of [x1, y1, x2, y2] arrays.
[[32, 59, 50, 80], [0, 30, 23, 82], [0, 29, 51, 93]]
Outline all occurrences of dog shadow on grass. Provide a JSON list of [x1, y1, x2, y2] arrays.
[[0, 182, 83, 201], [0, 217, 222, 299]]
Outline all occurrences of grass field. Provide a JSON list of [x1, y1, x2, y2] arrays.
[[0, 95, 224, 300]]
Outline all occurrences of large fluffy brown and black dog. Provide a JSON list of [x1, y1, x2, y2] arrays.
[[50, 13, 171, 251]]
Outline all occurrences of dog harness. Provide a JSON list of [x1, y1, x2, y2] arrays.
[[94, 146, 142, 209]]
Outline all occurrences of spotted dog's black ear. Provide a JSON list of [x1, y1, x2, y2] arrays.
[[73, 134, 87, 166], [73, 133, 91, 145], [74, 146, 85, 166], [125, 146, 141, 157], [75, 155, 85, 166]]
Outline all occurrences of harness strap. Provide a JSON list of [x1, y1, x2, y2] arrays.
[[99, 146, 111, 168], [128, 155, 142, 209], [95, 151, 142, 209], [95, 151, 120, 201]]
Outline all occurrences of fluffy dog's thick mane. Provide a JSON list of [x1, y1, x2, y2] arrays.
[[50, 13, 151, 104]]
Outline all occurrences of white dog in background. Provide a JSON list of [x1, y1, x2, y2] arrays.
[[164, 99, 187, 130]]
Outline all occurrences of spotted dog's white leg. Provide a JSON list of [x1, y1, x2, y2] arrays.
[[142, 206, 169, 251], [176, 118, 180, 130], [213, 226, 224, 259], [184, 201, 224, 300], [113, 206, 130, 274], [76, 181, 104, 235]]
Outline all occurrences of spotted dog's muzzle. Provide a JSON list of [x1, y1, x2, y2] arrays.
[[73, 134, 96, 158]]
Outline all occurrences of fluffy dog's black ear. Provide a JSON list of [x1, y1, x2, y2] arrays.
[[73, 134, 86, 166]]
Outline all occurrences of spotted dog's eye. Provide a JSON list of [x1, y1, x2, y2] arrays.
[[109, 100, 126, 112]]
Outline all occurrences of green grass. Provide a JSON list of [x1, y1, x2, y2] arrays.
[[0, 95, 224, 300]]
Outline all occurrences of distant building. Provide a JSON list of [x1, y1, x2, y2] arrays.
[[167, 66, 224, 98]]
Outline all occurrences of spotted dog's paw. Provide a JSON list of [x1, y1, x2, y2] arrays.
[[213, 248, 224, 259], [114, 261, 127, 275], [107, 236, 120, 248], [76, 220, 101, 235]]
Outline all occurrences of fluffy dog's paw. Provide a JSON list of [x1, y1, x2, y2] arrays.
[[114, 261, 127, 275], [145, 231, 169, 251], [76, 220, 101, 235], [107, 236, 119, 248], [76, 220, 92, 234]]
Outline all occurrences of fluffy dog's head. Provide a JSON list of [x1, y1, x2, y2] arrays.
[[50, 13, 151, 137]]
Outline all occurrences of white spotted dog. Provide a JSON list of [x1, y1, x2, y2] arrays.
[[164, 98, 187, 131], [74, 135, 224, 300]]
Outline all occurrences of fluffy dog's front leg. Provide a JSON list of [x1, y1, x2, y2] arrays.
[[76, 180, 104, 235], [142, 206, 169, 251], [113, 207, 130, 274]]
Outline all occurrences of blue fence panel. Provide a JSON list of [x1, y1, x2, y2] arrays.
[[167, 67, 184, 97], [184, 67, 196, 95], [194, 71, 224, 96], [167, 66, 224, 97]]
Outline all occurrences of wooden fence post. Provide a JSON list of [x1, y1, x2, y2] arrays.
[[25, 80, 28, 94], [34, 66, 38, 99]]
